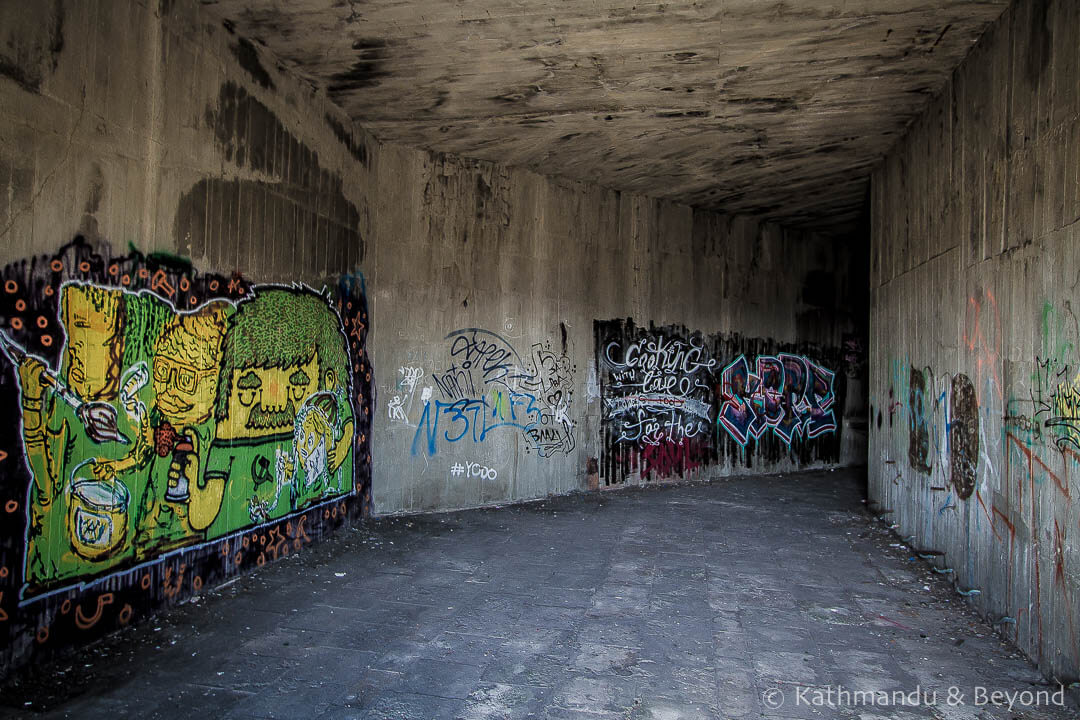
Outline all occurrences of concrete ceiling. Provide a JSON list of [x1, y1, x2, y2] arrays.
[[202, 0, 1009, 233]]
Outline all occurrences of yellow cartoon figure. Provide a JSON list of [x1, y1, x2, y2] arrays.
[[4, 284, 143, 590], [133, 302, 231, 554]]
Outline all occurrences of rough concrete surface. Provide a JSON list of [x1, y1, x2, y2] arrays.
[[1, 469, 1075, 719], [0, 0, 867, 676], [869, 0, 1080, 687], [200, 0, 1009, 231]]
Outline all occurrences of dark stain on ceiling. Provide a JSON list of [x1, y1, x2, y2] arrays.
[[200, 0, 1009, 233]]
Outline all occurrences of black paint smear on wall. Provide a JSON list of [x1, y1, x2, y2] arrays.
[[0, 0, 64, 93], [0, 237, 373, 676], [595, 318, 845, 487], [1026, 0, 1052, 86], [325, 113, 369, 168], [327, 39, 393, 99], [200, 83, 364, 264], [174, 177, 363, 272], [230, 37, 275, 91], [908, 367, 932, 474], [949, 373, 979, 500]]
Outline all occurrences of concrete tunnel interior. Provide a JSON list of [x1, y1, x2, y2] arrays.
[[0, 0, 1078, 716]]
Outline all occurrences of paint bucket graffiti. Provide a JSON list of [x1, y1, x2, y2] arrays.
[[68, 476, 130, 560]]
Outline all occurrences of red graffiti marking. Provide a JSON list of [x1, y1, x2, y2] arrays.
[[0, 450, 7, 462], [965, 289, 1004, 407], [4, 500, 17, 513], [150, 269, 176, 298], [991, 504, 1015, 538], [36, 626, 49, 644], [1005, 432, 1047, 656], [990, 502, 1018, 615], [0, 592, 8, 622], [642, 437, 703, 479], [75, 593, 114, 630], [118, 604, 133, 625], [1006, 433, 1071, 501], [1053, 520, 1067, 585], [1052, 520, 1080, 666], [976, 491, 1000, 542]]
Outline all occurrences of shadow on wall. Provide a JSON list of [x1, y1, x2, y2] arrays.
[[595, 318, 847, 486], [0, 237, 372, 674]]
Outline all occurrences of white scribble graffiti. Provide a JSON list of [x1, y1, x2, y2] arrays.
[[398, 366, 424, 393], [388, 395, 408, 424]]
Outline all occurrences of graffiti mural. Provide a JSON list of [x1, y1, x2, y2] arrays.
[[0, 238, 371, 667], [410, 328, 575, 458], [717, 353, 837, 447], [596, 319, 844, 485], [601, 330, 716, 446], [948, 373, 979, 500], [908, 367, 932, 474]]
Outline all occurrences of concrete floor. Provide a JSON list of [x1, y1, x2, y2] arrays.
[[1, 469, 1076, 720]]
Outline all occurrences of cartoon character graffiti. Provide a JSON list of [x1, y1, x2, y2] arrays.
[[272, 392, 352, 517], [136, 301, 232, 554], [3, 285, 165, 589], [2, 281, 358, 596], [206, 288, 354, 531]]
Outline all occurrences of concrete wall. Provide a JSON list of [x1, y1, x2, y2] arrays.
[[0, 0, 377, 675], [0, 0, 863, 674], [370, 153, 868, 514], [870, 0, 1080, 684]]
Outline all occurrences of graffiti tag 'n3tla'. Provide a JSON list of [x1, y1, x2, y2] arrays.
[[411, 328, 575, 458]]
